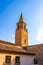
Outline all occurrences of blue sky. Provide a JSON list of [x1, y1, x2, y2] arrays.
[[0, 0, 43, 45]]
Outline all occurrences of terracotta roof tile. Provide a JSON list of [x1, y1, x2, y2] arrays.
[[0, 40, 35, 55]]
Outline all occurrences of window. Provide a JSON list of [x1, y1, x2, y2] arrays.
[[24, 25, 26, 29], [15, 56, 20, 63], [18, 25, 19, 29], [24, 40, 26, 43], [5, 56, 11, 63], [20, 25, 23, 29], [34, 58, 38, 64]]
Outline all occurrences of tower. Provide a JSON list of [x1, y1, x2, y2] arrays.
[[15, 13, 28, 47]]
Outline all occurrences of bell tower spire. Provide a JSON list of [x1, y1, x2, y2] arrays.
[[15, 13, 28, 47], [19, 13, 24, 22]]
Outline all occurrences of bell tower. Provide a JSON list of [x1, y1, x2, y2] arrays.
[[15, 13, 28, 47]]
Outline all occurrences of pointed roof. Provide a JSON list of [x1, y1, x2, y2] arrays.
[[19, 13, 24, 22]]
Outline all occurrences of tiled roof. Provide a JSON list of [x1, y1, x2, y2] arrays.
[[23, 44, 43, 65], [24, 44, 43, 53], [0, 40, 35, 55]]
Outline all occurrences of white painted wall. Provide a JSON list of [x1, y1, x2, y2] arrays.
[[20, 55, 34, 65], [12, 55, 35, 65]]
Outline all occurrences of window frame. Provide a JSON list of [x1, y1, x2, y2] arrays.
[[15, 56, 20, 63], [5, 56, 11, 63]]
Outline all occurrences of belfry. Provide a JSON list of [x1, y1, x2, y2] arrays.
[[15, 13, 28, 46]]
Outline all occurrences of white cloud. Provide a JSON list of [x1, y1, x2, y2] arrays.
[[37, 29, 43, 42]]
